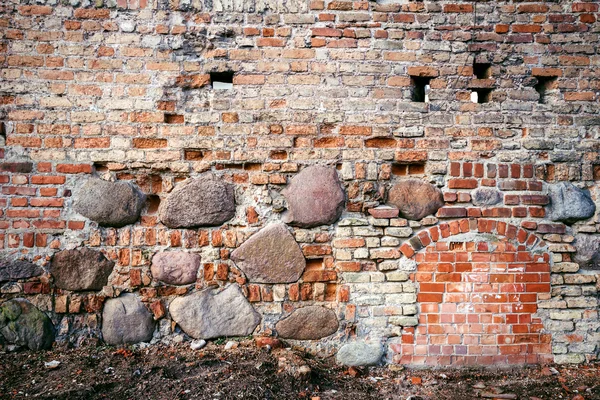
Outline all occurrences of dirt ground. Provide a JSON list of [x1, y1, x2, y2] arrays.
[[0, 340, 598, 400]]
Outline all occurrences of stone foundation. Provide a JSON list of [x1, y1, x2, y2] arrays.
[[1, 0, 599, 366]]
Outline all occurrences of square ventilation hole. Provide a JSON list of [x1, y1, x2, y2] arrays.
[[534, 76, 558, 104], [473, 62, 492, 79], [210, 71, 234, 90], [471, 88, 492, 104], [411, 76, 431, 103]]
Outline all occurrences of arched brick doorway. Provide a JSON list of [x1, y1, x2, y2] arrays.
[[394, 219, 553, 366]]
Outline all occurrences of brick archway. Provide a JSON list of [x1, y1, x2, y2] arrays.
[[394, 219, 553, 366]]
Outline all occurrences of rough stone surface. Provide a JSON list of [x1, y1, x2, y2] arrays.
[[151, 252, 201, 285], [573, 234, 600, 270], [159, 174, 235, 228], [0, 259, 43, 283], [388, 179, 444, 220], [472, 188, 503, 206], [102, 294, 155, 345], [73, 178, 146, 227], [282, 166, 345, 228], [336, 341, 384, 366], [169, 285, 261, 339], [547, 182, 596, 224], [231, 223, 306, 283], [0, 298, 54, 350], [276, 306, 338, 340], [50, 248, 114, 291]]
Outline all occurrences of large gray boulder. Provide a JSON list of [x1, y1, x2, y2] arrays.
[[151, 252, 201, 285], [50, 248, 114, 291], [73, 178, 146, 227], [102, 294, 155, 345], [282, 166, 345, 228], [276, 306, 338, 340], [573, 233, 600, 270], [159, 175, 236, 228], [0, 259, 43, 282], [231, 223, 306, 283], [388, 179, 444, 220], [546, 182, 596, 224], [0, 299, 54, 350], [169, 285, 260, 339], [336, 341, 384, 366]]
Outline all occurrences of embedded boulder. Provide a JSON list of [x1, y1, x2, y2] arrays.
[[169, 285, 260, 339], [276, 306, 338, 340], [336, 341, 384, 366], [472, 187, 503, 206], [159, 175, 236, 228], [102, 294, 155, 345], [151, 252, 201, 285], [50, 248, 114, 291], [573, 234, 600, 270], [0, 259, 43, 282], [0, 298, 54, 350], [73, 178, 146, 227], [388, 179, 444, 220], [231, 223, 306, 283], [546, 182, 596, 223], [282, 166, 345, 228]]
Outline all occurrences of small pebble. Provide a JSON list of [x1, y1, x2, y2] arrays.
[[44, 360, 60, 369], [190, 339, 206, 350], [224, 341, 237, 350]]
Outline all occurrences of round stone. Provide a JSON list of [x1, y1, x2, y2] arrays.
[[102, 294, 155, 345], [276, 306, 338, 340], [151, 252, 201, 285], [169, 285, 261, 340], [50, 248, 114, 291], [0, 299, 55, 351], [573, 233, 600, 270], [336, 341, 384, 366], [282, 166, 345, 228], [231, 223, 306, 283], [387, 179, 444, 220], [159, 174, 235, 228], [73, 178, 146, 227], [546, 182, 596, 224]]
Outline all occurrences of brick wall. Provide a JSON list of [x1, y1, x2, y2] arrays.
[[1, 0, 599, 365]]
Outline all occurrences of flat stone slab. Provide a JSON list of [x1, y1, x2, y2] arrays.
[[472, 187, 502, 206], [74, 178, 146, 227], [547, 182, 596, 224], [151, 252, 201, 285], [336, 341, 384, 366], [231, 223, 306, 283], [388, 179, 444, 220], [0, 298, 54, 350], [50, 248, 114, 291], [102, 294, 155, 345], [282, 166, 345, 228], [169, 285, 261, 340], [159, 174, 235, 228], [0, 259, 43, 283], [276, 306, 338, 340]]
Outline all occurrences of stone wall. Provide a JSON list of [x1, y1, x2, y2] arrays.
[[1, 0, 599, 366]]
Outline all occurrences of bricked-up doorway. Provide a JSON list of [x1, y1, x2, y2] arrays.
[[394, 219, 553, 366]]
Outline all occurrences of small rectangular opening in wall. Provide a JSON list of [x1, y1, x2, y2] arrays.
[[164, 114, 184, 124], [410, 76, 431, 103], [392, 162, 426, 176], [210, 71, 234, 90], [449, 242, 464, 251], [471, 89, 492, 104], [0, 122, 5, 144], [534, 76, 558, 104], [473, 62, 492, 79], [184, 149, 204, 160]]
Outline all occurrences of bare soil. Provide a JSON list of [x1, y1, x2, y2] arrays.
[[0, 342, 598, 400]]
